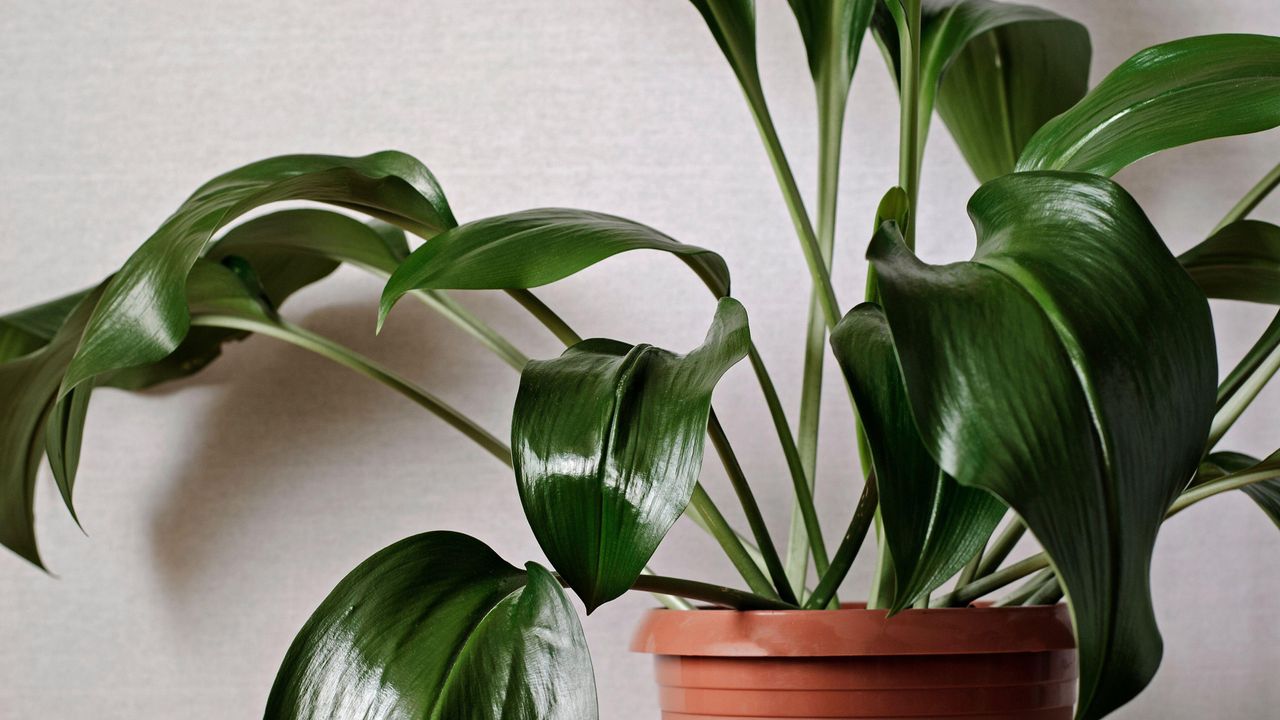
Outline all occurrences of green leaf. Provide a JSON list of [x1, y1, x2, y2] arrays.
[[688, 0, 761, 95], [265, 531, 597, 720], [380, 208, 729, 325], [1179, 219, 1280, 305], [868, 172, 1216, 720], [830, 303, 1004, 611], [1200, 451, 1280, 530], [787, 0, 876, 100], [874, 0, 1091, 182], [0, 290, 93, 363], [62, 152, 455, 393], [513, 298, 749, 611], [1018, 34, 1280, 177], [0, 285, 105, 566]]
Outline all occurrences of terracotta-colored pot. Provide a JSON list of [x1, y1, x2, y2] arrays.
[[631, 603, 1076, 719]]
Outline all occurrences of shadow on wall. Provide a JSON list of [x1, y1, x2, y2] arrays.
[[142, 295, 516, 605]]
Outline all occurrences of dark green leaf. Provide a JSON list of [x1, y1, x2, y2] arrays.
[[830, 303, 1004, 611], [1201, 451, 1280, 530], [61, 152, 454, 393], [266, 531, 596, 720], [1179, 219, 1280, 304], [0, 285, 105, 566], [1018, 35, 1280, 177], [513, 298, 749, 611], [869, 172, 1216, 720], [874, 0, 1090, 182], [0, 290, 93, 363], [380, 208, 729, 325]]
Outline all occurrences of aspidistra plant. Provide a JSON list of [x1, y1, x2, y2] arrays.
[[4, 1, 1280, 718]]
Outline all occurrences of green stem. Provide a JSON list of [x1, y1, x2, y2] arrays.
[[974, 518, 1026, 579], [994, 568, 1054, 607], [939, 553, 1050, 607], [412, 289, 528, 370], [707, 411, 798, 604], [896, 0, 924, 249], [1211, 159, 1280, 234], [629, 574, 795, 611], [805, 473, 879, 609], [866, 513, 896, 609], [1167, 465, 1280, 516], [640, 567, 695, 611], [740, 82, 842, 329], [786, 54, 849, 598], [953, 538, 986, 589], [1209, 310, 1280, 448], [506, 289, 583, 345], [690, 484, 785, 601], [1026, 574, 1064, 606], [191, 314, 512, 465], [747, 346, 828, 580]]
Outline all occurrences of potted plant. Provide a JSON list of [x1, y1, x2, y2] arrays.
[[3, 0, 1279, 718]]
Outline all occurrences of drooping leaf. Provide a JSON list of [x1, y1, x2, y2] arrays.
[[62, 152, 455, 393], [830, 303, 1004, 611], [869, 172, 1216, 719], [0, 285, 105, 566], [0, 290, 93, 362], [513, 298, 749, 611], [380, 208, 729, 325], [1018, 34, 1280, 177], [787, 0, 876, 103], [1200, 451, 1280, 530], [265, 531, 597, 720], [1179, 219, 1280, 305], [873, 0, 1090, 182]]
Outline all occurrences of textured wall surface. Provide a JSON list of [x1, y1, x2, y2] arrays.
[[1, 1, 1277, 718]]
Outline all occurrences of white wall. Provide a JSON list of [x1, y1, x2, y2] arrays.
[[1, 1, 1277, 717]]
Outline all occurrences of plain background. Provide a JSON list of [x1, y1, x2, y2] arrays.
[[1, 1, 1278, 717]]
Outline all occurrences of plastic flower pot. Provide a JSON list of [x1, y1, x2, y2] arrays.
[[631, 602, 1076, 719]]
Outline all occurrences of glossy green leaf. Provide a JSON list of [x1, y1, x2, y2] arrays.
[[513, 298, 749, 611], [1200, 451, 1280, 530], [266, 531, 596, 720], [787, 0, 876, 101], [874, 0, 1090, 182], [1018, 35, 1280, 177], [380, 208, 729, 325], [1179, 219, 1280, 304], [62, 152, 455, 393], [830, 303, 1004, 611], [869, 172, 1216, 719]]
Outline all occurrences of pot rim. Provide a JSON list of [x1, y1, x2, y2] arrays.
[[630, 602, 1075, 657]]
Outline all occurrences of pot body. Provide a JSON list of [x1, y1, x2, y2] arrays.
[[630, 603, 1076, 719]]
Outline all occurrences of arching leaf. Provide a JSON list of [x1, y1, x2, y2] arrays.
[[62, 152, 454, 392], [869, 172, 1215, 719], [380, 208, 729, 326], [0, 285, 105, 566], [1179, 219, 1280, 305], [513, 298, 749, 611], [1200, 451, 1280, 530], [266, 531, 597, 720], [1018, 35, 1280, 177], [874, 0, 1090, 181], [830, 303, 1004, 611]]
